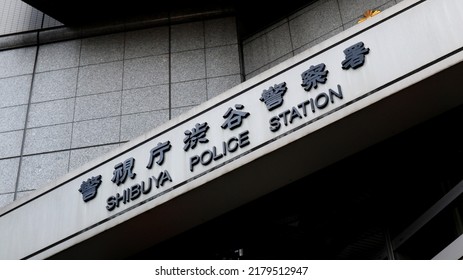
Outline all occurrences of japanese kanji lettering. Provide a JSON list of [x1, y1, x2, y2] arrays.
[[341, 41, 370, 70], [184, 122, 209, 151], [147, 141, 171, 169], [221, 104, 250, 130], [111, 157, 136, 186], [301, 63, 329, 91], [78, 175, 102, 202], [260, 82, 287, 111]]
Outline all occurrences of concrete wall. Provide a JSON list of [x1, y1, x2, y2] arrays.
[[0, 0, 62, 35], [0, 0, 402, 209], [242, 0, 404, 79], [0, 16, 241, 208]]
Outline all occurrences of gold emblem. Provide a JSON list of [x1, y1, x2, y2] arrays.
[[358, 10, 381, 23]]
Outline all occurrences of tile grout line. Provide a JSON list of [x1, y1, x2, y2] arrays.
[[119, 31, 127, 143], [12, 31, 40, 200], [67, 38, 83, 172], [168, 12, 172, 121], [203, 20, 208, 100]]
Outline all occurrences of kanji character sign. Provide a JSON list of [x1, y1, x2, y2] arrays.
[[78, 175, 102, 202], [301, 63, 329, 91], [147, 141, 171, 169], [260, 82, 287, 111], [221, 104, 250, 130], [184, 122, 209, 151], [342, 42, 370, 70], [111, 157, 136, 186]]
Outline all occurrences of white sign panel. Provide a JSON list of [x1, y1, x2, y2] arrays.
[[1, 0, 463, 259]]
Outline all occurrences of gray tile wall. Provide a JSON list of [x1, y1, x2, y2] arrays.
[[242, 0, 400, 79], [0, 16, 241, 209], [0, 0, 63, 36]]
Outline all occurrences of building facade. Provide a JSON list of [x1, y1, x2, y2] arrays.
[[1, 0, 463, 260]]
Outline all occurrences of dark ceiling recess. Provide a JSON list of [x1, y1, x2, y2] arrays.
[[22, 0, 315, 38], [22, 0, 233, 25]]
